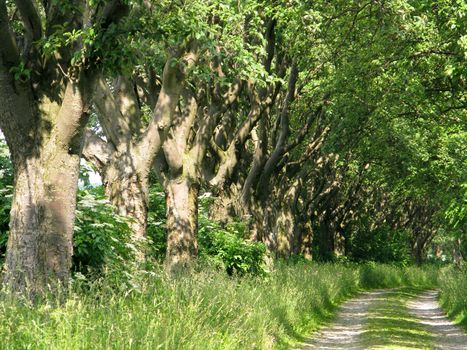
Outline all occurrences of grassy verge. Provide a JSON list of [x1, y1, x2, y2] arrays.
[[0, 262, 440, 349], [360, 288, 436, 350], [438, 265, 467, 330]]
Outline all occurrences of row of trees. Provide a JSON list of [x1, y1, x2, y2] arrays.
[[0, 0, 465, 295]]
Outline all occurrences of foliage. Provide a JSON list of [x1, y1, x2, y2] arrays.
[[198, 216, 267, 276], [198, 193, 267, 276], [347, 225, 412, 264], [73, 187, 135, 273], [146, 180, 167, 260], [0, 140, 13, 264]]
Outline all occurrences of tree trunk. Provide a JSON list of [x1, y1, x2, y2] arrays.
[[209, 188, 238, 225], [318, 219, 334, 261], [412, 239, 424, 265], [165, 177, 199, 271], [274, 205, 298, 258], [300, 221, 313, 260], [4, 144, 82, 296], [103, 163, 148, 240], [334, 227, 346, 256]]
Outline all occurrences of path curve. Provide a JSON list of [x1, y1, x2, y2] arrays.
[[407, 290, 467, 350], [298, 289, 388, 350]]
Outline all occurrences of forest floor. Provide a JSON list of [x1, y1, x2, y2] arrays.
[[298, 288, 467, 350]]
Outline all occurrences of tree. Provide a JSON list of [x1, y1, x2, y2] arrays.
[[0, 0, 128, 295]]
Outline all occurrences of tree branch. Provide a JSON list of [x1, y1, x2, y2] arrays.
[[255, 62, 299, 198], [14, 0, 42, 42], [137, 42, 198, 175], [0, 1, 20, 67]]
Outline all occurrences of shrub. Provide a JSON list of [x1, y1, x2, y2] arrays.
[[73, 187, 135, 273], [198, 217, 267, 276], [0, 141, 13, 264]]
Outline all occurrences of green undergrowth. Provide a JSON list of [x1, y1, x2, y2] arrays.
[[360, 288, 436, 350], [438, 265, 467, 330], [0, 263, 441, 350]]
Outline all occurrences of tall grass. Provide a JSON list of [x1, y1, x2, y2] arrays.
[[0, 262, 441, 350], [438, 265, 467, 330]]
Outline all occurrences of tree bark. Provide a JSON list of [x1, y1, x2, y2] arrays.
[[4, 145, 82, 295], [165, 177, 199, 270], [103, 161, 148, 239], [300, 221, 313, 260], [209, 188, 239, 225]]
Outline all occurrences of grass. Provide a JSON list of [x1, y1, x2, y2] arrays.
[[438, 265, 467, 330], [0, 262, 449, 350], [360, 288, 436, 350]]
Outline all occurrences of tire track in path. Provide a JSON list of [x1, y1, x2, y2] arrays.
[[407, 290, 467, 350]]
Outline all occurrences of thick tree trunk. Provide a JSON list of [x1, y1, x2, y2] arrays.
[[274, 205, 298, 258], [82, 134, 150, 241], [103, 164, 148, 240], [4, 146, 81, 295], [0, 60, 91, 295], [165, 177, 199, 270], [248, 202, 278, 252], [300, 221, 313, 260]]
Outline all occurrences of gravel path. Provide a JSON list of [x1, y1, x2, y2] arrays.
[[298, 289, 466, 350], [407, 290, 467, 350], [298, 290, 388, 350]]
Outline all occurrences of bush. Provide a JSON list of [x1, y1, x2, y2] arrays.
[[0, 141, 13, 264], [198, 217, 267, 275], [73, 187, 135, 273]]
